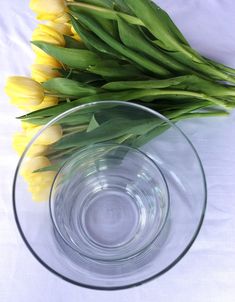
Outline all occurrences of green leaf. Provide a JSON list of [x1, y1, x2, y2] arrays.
[[74, 0, 114, 8], [133, 124, 169, 147], [173, 110, 229, 121], [74, 0, 132, 13], [87, 61, 146, 80], [123, 0, 235, 84], [33, 164, 61, 173], [54, 117, 158, 149], [76, 13, 172, 77], [42, 78, 101, 97], [59, 69, 103, 84], [17, 101, 117, 121], [86, 114, 100, 132], [117, 16, 187, 74], [103, 75, 235, 97], [112, 0, 133, 13], [68, 2, 143, 25], [31, 41, 102, 69], [123, 0, 189, 51], [205, 57, 235, 76], [70, 14, 125, 59], [103, 76, 187, 90], [64, 35, 87, 49]]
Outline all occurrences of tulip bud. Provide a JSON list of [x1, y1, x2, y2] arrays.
[[12, 132, 29, 156], [20, 96, 59, 112], [21, 156, 56, 201], [21, 121, 37, 130], [53, 13, 70, 24], [30, 0, 66, 21], [31, 64, 60, 83], [5, 76, 44, 107], [21, 156, 51, 178], [47, 21, 72, 36], [27, 124, 63, 145], [32, 24, 65, 46], [13, 131, 48, 157], [34, 54, 61, 68]]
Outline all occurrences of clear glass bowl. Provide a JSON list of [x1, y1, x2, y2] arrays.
[[13, 101, 207, 290]]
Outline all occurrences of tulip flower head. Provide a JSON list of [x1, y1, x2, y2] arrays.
[[21, 156, 56, 201], [19, 96, 59, 112], [31, 64, 60, 83], [30, 0, 66, 21], [26, 124, 63, 145], [53, 13, 70, 24], [5, 76, 44, 107], [32, 24, 65, 46], [47, 21, 72, 36], [13, 131, 48, 157], [34, 54, 61, 68]]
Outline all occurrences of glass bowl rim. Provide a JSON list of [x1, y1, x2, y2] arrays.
[[12, 100, 207, 291]]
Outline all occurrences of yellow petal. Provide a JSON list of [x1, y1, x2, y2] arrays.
[[30, 0, 66, 21], [5, 76, 44, 106], [25, 96, 59, 112], [21, 121, 37, 130], [32, 24, 65, 46], [53, 13, 70, 24], [12, 129, 47, 157], [34, 54, 61, 68], [27, 124, 63, 145], [31, 186, 52, 202], [27, 171, 56, 185], [12, 132, 28, 155], [47, 21, 72, 36], [71, 26, 81, 41], [31, 64, 60, 83], [21, 156, 51, 178]]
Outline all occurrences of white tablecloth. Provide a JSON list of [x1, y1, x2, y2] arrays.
[[1, 1, 235, 301]]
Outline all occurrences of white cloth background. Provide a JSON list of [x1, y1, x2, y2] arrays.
[[0, 0, 235, 301]]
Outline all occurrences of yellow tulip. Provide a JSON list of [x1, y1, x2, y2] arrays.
[[30, 184, 54, 202], [12, 132, 29, 155], [32, 24, 65, 60], [27, 124, 63, 145], [34, 54, 61, 68], [21, 156, 56, 201], [21, 156, 51, 178], [53, 13, 70, 24], [21, 121, 38, 130], [5, 76, 44, 107], [20, 96, 59, 112], [47, 21, 72, 36], [13, 131, 48, 157], [30, 96, 59, 110], [32, 24, 65, 46], [31, 64, 60, 83], [30, 0, 66, 21]]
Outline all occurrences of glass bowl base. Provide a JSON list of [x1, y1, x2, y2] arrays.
[[50, 143, 169, 262]]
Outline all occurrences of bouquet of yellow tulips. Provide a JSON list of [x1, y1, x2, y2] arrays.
[[6, 0, 235, 201]]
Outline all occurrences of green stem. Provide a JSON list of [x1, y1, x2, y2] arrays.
[[139, 89, 229, 109], [173, 111, 229, 121], [48, 146, 78, 160], [44, 92, 74, 99], [62, 125, 88, 133]]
